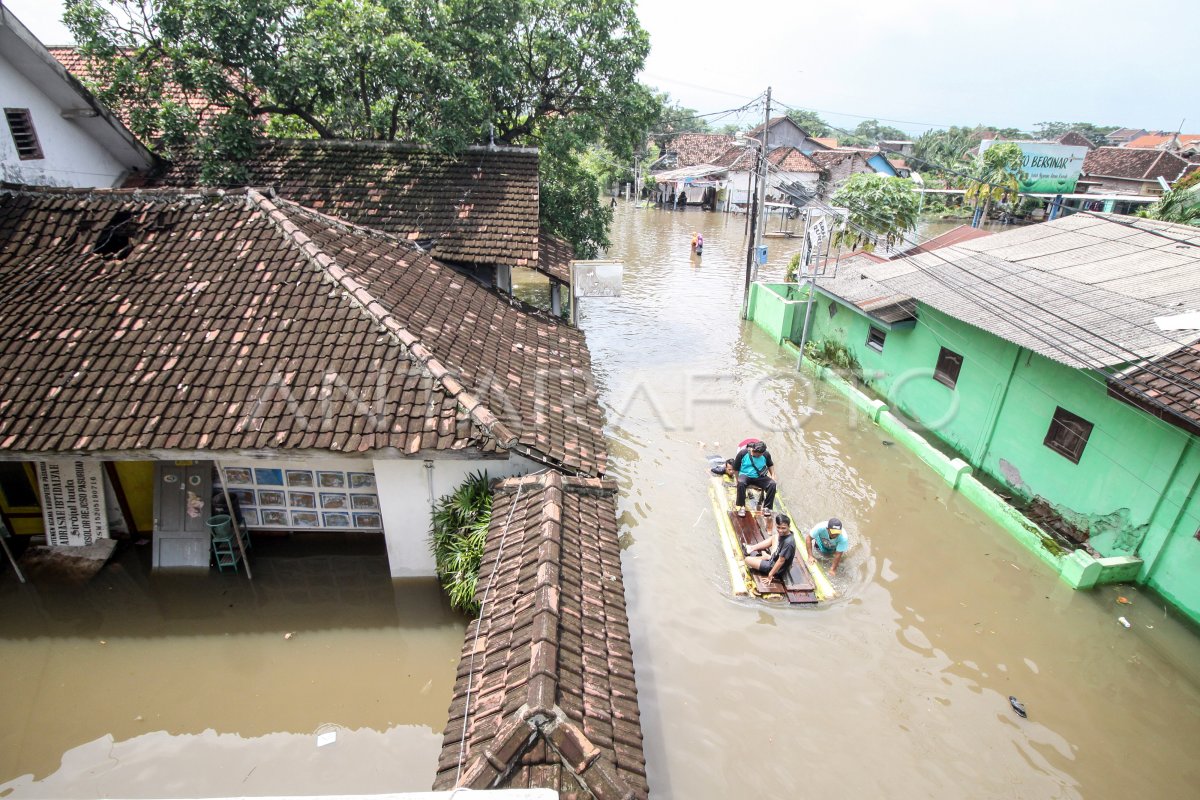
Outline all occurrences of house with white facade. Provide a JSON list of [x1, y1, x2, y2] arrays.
[[0, 4, 155, 187], [0, 185, 605, 578]]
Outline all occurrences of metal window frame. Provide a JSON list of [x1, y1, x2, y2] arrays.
[[4, 108, 44, 160]]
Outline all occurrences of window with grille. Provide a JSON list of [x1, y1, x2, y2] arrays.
[[4, 108, 43, 160], [866, 326, 887, 352], [933, 347, 963, 388], [827, 301, 838, 318], [1044, 407, 1093, 464]]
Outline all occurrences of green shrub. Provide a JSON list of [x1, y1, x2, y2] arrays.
[[429, 471, 492, 616], [803, 338, 860, 374]]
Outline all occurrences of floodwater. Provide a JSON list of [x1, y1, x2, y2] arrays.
[[0, 535, 465, 797], [578, 203, 1200, 798]]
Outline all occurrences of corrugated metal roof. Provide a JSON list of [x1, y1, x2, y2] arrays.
[[860, 214, 1200, 369]]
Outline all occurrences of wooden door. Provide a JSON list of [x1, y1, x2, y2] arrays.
[[152, 461, 212, 568]]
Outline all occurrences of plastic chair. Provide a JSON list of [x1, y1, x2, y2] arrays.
[[207, 514, 241, 573]]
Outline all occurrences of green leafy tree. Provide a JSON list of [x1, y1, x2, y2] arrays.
[[911, 127, 975, 186], [65, 0, 656, 258], [649, 91, 710, 143], [830, 173, 920, 252], [785, 108, 831, 138], [842, 118, 909, 146], [965, 142, 1027, 223]]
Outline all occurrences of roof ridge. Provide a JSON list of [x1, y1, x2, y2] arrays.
[[262, 138, 540, 156], [245, 188, 520, 450]]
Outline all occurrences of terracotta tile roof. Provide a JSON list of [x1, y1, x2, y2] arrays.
[[1123, 133, 1200, 150], [434, 472, 646, 798], [812, 137, 839, 148], [1082, 147, 1192, 183], [658, 133, 735, 168], [47, 46, 221, 126], [1109, 340, 1200, 437], [711, 145, 757, 170], [0, 186, 605, 473], [767, 147, 822, 172], [538, 234, 574, 284], [808, 150, 859, 168], [151, 139, 544, 270], [1055, 131, 1096, 149]]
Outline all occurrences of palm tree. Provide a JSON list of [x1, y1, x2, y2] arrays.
[[964, 142, 1026, 226], [1137, 186, 1200, 226]]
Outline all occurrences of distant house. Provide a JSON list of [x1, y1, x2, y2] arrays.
[[1077, 147, 1194, 196], [743, 116, 830, 155], [1106, 128, 1148, 146], [1054, 131, 1097, 150], [0, 186, 606, 577], [152, 139, 574, 312], [0, 5, 156, 187], [1122, 132, 1200, 151], [878, 139, 914, 157], [649, 133, 734, 172], [711, 144, 823, 208], [808, 149, 880, 193]]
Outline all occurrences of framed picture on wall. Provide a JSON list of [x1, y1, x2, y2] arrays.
[[224, 467, 253, 485], [257, 490, 286, 507], [286, 470, 315, 487], [320, 493, 349, 510], [260, 509, 289, 526], [353, 513, 382, 529], [289, 492, 316, 508], [351, 494, 379, 510], [322, 512, 351, 527], [291, 511, 320, 527], [317, 472, 346, 488], [254, 468, 285, 486], [349, 472, 376, 490]]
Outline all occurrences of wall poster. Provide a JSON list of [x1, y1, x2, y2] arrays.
[[36, 459, 109, 546]]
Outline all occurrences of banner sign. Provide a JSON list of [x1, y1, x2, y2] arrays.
[[37, 459, 109, 546], [980, 140, 1088, 194]]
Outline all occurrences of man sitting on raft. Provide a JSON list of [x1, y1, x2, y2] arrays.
[[806, 517, 849, 576], [744, 514, 796, 582], [733, 440, 776, 519]]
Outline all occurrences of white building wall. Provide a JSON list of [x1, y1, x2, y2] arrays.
[[0, 57, 130, 187], [374, 453, 543, 578]]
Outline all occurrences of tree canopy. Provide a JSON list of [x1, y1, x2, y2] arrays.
[[1033, 121, 1119, 146], [829, 173, 920, 252], [965, 142, 1026, 221], [65, 0, 658, 258], [785, 109, 831, 138]]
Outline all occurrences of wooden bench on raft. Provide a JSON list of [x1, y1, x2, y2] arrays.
[[729, 508, 818, 604]]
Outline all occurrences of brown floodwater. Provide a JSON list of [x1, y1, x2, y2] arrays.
[[3, 204, 1197, 799], [0, 535, 465, 797], [574, 203, 1200, 798]]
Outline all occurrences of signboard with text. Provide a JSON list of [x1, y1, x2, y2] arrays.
[[980, 140, 1088, 194]]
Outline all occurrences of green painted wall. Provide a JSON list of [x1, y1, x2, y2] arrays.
[[803, 292, 1200, 624]]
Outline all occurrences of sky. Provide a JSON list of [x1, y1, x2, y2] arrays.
[[6, 0, 1196, 137]]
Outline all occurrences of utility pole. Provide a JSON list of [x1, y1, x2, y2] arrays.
[[753, 86, 771, 272], [740, 195, 759, 320]]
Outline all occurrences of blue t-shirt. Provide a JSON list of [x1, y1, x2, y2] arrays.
[[808, 524, 849, 553], [739, 453, 769, 478]]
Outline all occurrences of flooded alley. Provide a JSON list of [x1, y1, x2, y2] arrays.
[[581, 203, 1200, 798]]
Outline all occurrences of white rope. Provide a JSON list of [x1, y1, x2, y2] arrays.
[[453, 471, 542, 785]]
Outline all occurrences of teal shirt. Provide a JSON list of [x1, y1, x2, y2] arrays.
[[739, 453, 768, 478], [808, 524, 849, 553]]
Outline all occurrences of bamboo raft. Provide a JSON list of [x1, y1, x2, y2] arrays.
[[706, 459, 835, 604]]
